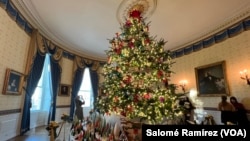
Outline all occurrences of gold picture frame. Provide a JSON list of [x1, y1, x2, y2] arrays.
[[59, 84, 70, 96], [195, 61, 230, 97], [2, 68, 25, 95]]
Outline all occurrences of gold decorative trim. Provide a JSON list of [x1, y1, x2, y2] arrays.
[[52, 48, 63, 61], [37, 33, 46, 54], [90, 61, 100, 71], [75, 56, 85, 69]]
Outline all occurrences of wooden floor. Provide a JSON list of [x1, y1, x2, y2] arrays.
[[7, 122, 72, 141]]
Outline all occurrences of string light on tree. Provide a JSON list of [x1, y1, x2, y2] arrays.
[[96, 6, 184, 124]]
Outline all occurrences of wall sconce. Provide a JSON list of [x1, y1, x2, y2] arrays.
[[240, 69, 250, 85], [179, 80, 188, 93]]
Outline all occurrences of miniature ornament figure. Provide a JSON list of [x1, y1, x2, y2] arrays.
[[96, 8, 184, 124]]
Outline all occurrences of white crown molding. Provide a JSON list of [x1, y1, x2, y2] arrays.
[[11, 0, 106, 61]]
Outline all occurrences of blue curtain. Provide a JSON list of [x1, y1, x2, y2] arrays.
[[69, 68, 84, 119], [20, 52, 45, 135], [48, 56, 61, 121], [89, 69, 99, 109]]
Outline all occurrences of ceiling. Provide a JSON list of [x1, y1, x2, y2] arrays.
[[12, 0, 250, 61]]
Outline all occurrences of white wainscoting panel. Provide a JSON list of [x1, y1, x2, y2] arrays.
[[0, 113, 20, 141]]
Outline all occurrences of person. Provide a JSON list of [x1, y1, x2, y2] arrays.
[[215, 78, 226, 92], [8, 79, 17, 92], [74, 95, 85, 121], [178, 95, 195, 124], [218, 95, 235, 125], [61, 86, 68, 95], [230, 96, 249, 126], [199, 71, 219, 94]]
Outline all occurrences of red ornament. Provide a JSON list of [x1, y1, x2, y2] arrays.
[[123, 75, 132, 84], [143, 93, 151, 100], [119, 42, 123, 48], [157, 70, 163, 78], [133, 94, 139, 102], [121, 111, 126, 117], [144, 38, 150, 45], [125, 20, 132, 27], [159, 96, 165, 103], [114, 48, 121, 54], [127, 105, 133, 112], [128, 41, 134, 48]]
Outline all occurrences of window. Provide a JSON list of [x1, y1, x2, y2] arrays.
[[78, 68, 93, 109], [30, 54, 52, 111], [30, 79, 43, 110]]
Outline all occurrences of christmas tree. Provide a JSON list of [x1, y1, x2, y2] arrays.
[[96, 9, 183, 124]]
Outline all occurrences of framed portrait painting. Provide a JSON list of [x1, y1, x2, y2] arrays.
[[2, 68, 25, 95], [59, 84, 70, 96], [195, 61, 230, 97]]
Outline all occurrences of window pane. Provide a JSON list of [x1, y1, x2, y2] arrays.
[[80, 68, 92, 90], [31, 87, 42, 110], [78, 67, 93, 108], [30, 54, 51, 111]]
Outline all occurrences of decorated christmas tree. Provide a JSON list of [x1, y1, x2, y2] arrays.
[[96, 9, 183, 124]]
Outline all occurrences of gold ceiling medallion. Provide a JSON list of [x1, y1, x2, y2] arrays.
[[116, 0, 157, 24], [129, 4, 145, 15]]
